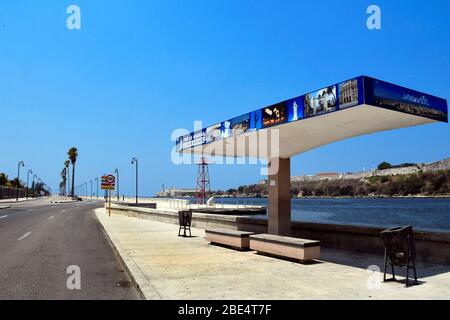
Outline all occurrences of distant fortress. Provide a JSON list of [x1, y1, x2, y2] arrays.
[[290, 157, 450, 183]]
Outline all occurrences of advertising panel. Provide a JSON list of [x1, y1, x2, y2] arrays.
[[230, 113, 250, 136], [304, 85, 337, 117], [178, 129, 206, 151], [338, 79, 359, 109], [262, 102, 287, 128], [205, 123, 222, 144], [221, 120, 232, 139], [365, 77, 448, 122], [176, 76, 447, 152], [250, 109, 262, 131], [287, 97, 304, 122]]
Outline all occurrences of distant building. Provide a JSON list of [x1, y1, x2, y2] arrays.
[[156, 188, 197, 197], [312, 172, 342, 181]]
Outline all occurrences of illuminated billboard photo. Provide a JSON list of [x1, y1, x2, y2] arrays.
[[304, 85, 337, 117], [369, 78, 448, 122], [221, 120, 232, 139], [250, 109, 262, 131], [339, 79, 359, 109], [287, 98, 304, 122], [230, 114, 250, 137], [205, 123, 222, 143], [262, 102, 287, 128], [178, 129, 206, 151]]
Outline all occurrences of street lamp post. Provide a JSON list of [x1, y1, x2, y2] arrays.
[[16, 161, 25, 202], [114, 168, 120, 201], [90, 180, 93, 198], [131, 157, 138, 204], [84, 182, 88, 197], [26, 169, 33, 199], [32, 174, 37, 198], [95, 177, 99, 199]]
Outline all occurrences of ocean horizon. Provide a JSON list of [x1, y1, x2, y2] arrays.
[[209, 197, 450, 233]]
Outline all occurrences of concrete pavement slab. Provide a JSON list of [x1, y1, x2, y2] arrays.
[[95, 208, 450, 300]]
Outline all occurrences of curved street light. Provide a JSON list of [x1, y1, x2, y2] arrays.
[[90, 180, 93, 198], [114, 168, 120, 201], [16, 161, 25, 202], [26, 169, 33, 199], [32, 174, 37, 198], [131, 157, 138, 204]]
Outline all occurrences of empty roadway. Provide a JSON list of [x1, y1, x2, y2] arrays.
[[0, 197, 140, 299]]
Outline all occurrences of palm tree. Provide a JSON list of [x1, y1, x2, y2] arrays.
[[68, 147, 78, 197], [64, 160, 70, 195], [60, 167, 67, 196], [59, 181, 65, 195]]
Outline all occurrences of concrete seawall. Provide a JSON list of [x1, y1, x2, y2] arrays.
[[108, 204, 450, 265]]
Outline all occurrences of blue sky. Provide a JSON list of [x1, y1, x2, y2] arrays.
[[0, 0, 449, 196]]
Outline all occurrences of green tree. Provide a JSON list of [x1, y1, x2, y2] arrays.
[[9, 178, 24, 188], [0, 173, 8, 186], [377, 162, 392, 170], [64, 160, 70, 195], [68, 147, 78, 197]]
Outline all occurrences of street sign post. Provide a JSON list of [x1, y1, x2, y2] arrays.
[[101, 174, 116, 216]]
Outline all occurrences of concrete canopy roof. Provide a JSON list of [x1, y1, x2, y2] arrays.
[[177, 76, 447, 159]]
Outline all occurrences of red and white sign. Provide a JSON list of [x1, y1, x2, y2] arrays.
[[101, 174, 116, 190]]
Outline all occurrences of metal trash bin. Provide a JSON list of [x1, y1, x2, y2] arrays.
[[178, 210, 192, 237], [380, 225, 418, 287]]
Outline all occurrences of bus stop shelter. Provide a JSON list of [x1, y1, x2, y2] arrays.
[[176, 76, 448, 236]]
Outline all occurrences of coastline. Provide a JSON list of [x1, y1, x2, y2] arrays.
[[201, 194, 450, 199]]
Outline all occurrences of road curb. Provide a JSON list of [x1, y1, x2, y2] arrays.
[[50, 201, 78, 204], [95, 209, 162, 300], [0, 205, 11, 210]]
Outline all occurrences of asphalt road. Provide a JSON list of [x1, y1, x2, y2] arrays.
[[0, 197, 140, 300]]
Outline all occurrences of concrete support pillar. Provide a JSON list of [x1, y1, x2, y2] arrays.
[[268, 157, 291, 236]]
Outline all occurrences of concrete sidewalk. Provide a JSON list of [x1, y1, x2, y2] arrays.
[[95, 208, 450, 300], [0, 197, 35, 204]]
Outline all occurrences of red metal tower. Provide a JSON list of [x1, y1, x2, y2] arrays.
[[195, 157, 211, 205]]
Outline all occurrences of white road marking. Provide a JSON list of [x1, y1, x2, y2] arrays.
[[49, 216, 54, 220], [61, 209, 66, 213], [0, 215, 8, 219], [18, 231, 32, 241]]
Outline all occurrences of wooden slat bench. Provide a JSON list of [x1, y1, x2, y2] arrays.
[[205, 229, 256, 250], [249, 234, 320, 262]]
